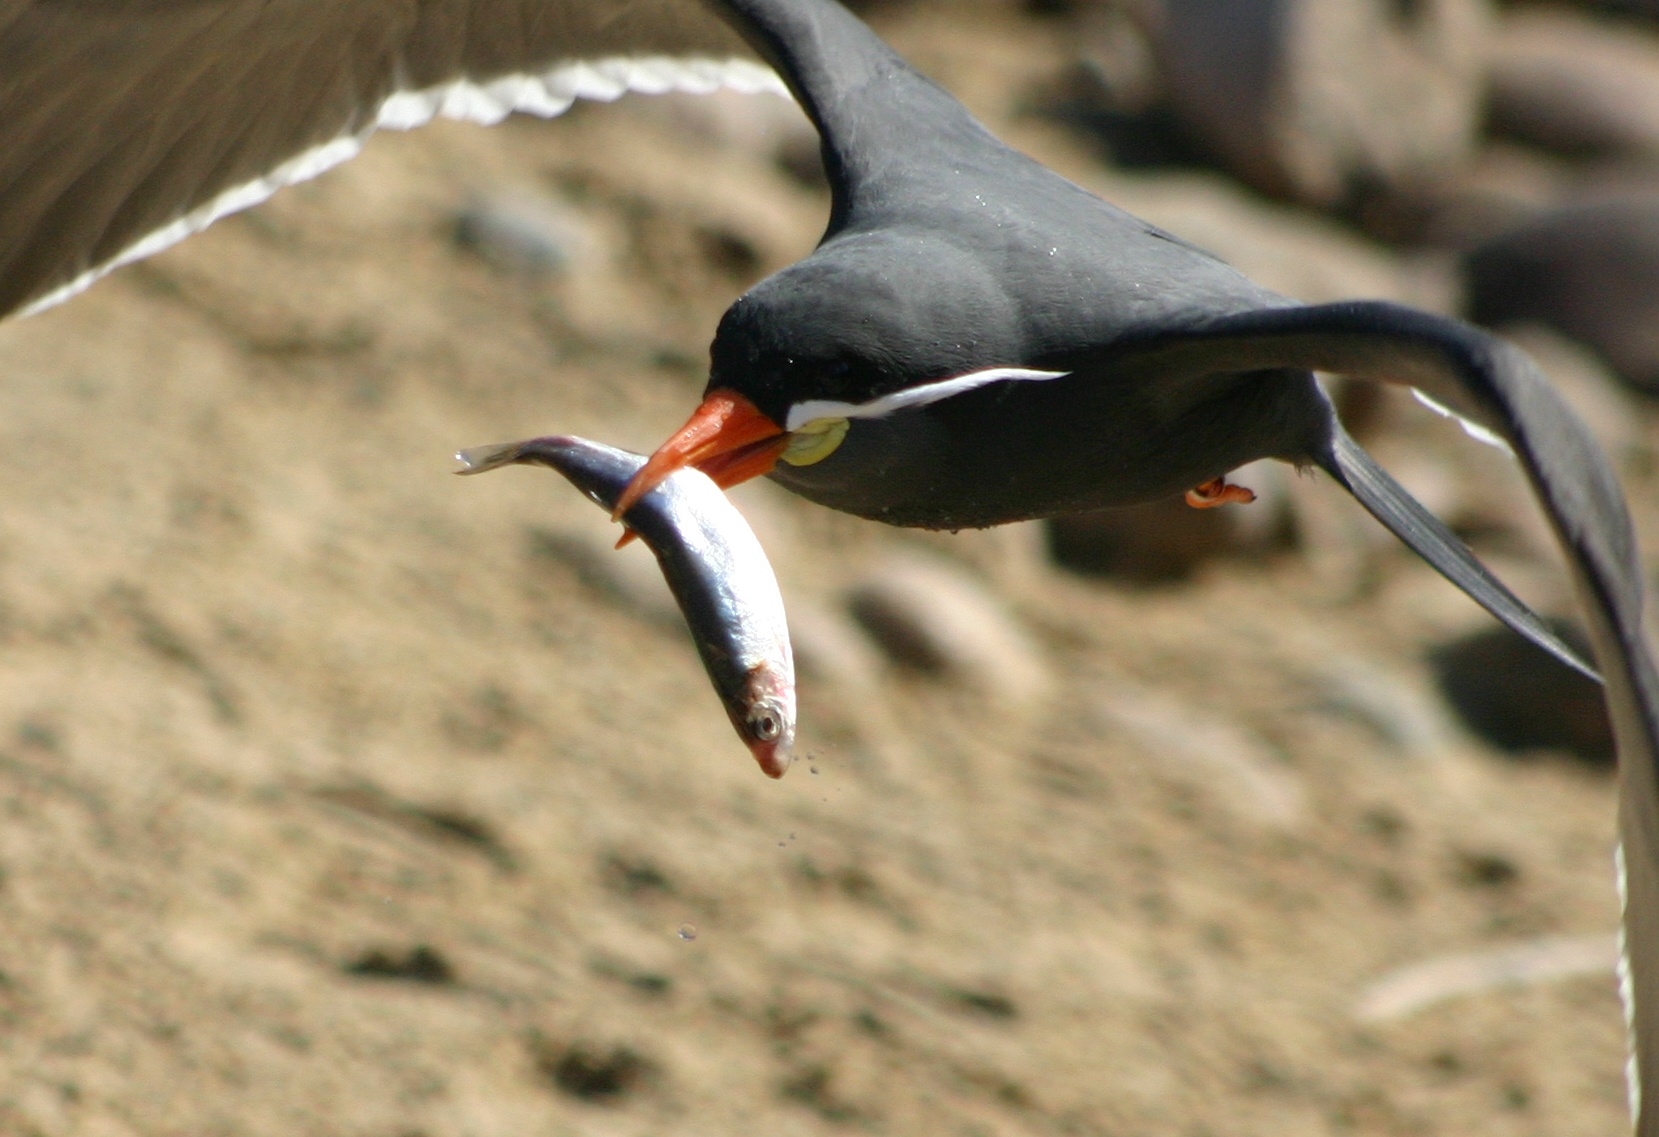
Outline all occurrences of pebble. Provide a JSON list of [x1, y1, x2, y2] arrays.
[[1091, 681, 1308, 829], [624, 88, 822, 184], [1155, 0, 1490, 206], [787, 597, 886, 691], [1488, 8, 1659, 161], [1045, 460, 1292, 583], [845, 552, 1051, 706], [1309, 658, 1460, 760], [453, 189, 594, 278], [1388, 143, 1569, 248], [1464, 195, 1659, 392], [1101, 171, 1455, 309], [1354, 934, 1617, 1022], [1429, 620, 1614, 765]]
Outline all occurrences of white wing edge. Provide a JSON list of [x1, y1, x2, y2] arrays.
[[785, 367, 1071, 430], [1620, 841, 1643, 1123], [17, 55, 787, 320], [1411, 387, 1516, 454]]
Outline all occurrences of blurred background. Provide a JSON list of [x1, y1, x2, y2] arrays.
[[0, 0, 1653, 1132]]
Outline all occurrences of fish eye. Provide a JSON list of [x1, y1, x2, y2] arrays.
[[748, 708, 783, 742]]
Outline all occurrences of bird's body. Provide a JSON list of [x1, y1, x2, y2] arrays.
[[701, 0, 1319, 529], [707, 135, 1325, 527], [613, 0, 1587, 694], [6, 0, 1659, 1131]]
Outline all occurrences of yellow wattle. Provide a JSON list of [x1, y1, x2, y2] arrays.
[[781, 417, 850, 466]]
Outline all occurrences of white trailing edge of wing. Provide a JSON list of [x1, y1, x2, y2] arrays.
[[18, 55, 787, 320], [1411, 387, 1515, 454]]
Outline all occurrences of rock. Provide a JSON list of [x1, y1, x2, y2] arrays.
[[453, 189, 594, 278], [1066, 2, 1163, 114], [845, 552, 1051, 705], [1100, 171, 1456, 310], [1463, 196, 1659, 392], [1488, 8, 1659, 161], [1382, 144, 1570, 249], [787, 598, 886, 691], [621, 88, 823, 186], [1156, 0, 1491, 207], [1044, 460, 1292, 583], [1354, 934, 1617, 1022], [1091, 680, 1308, 829], [1308, 657, 1460, 759], [1587, 0, 1659, 18], [1035, 7, 1190, 170], [1429, 620, 1614, 765]]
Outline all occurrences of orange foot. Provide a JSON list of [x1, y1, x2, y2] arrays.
[[1185, 476, 1257, 509]]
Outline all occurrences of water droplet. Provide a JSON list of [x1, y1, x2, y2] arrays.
[[677, 923, 697, 942]]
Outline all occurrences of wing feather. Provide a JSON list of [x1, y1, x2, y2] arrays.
[[0, 0, 782, 318], [1105, 301, 1659, 1133]]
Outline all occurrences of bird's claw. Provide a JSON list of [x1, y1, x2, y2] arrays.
[[1185, 476, 1256, 509]]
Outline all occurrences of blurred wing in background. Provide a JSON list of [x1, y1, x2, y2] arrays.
[[0, 0, 779, 320]]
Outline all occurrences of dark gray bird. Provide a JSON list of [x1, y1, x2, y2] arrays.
[[4, 0, 1657, 1128]]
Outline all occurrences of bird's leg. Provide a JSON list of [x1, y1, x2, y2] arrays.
[[1185, 476, 1257, 509]]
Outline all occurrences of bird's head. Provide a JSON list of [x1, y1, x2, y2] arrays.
[[611, 241, 1022, 518]]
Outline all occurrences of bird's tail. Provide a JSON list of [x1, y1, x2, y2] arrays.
[[1315, 426, 1599, 683]]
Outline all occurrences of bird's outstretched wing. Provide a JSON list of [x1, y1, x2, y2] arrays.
[[0, 0, 779, 320], [1320, 424, 1598, 682], [1108, 299, 1659, 1131]]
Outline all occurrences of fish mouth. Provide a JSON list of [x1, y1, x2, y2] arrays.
[[611, 389, 789, 519], [736, 664, 796, 779]]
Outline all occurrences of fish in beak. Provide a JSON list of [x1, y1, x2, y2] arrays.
[[611, 389, 789, 521], [457, 434, 796, 778]]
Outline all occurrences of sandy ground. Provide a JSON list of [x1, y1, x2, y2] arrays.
[[0, 6, 1642, 1135]]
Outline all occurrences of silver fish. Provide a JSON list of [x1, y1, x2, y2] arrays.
[[456, 435, 795, 778]]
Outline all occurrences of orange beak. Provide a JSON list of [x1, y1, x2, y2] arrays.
[[612, 389, 789, 522]]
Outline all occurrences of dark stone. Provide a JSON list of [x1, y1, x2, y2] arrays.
[[1464, 197, 1659, 393], [1430, 620, 1614, 765], [1046, 492, 1290, 583], [1157, 0, 1488, 206], [344, 945, 456, 985], [540, 1043, 656, 1103], [1488, 9, 1659, 160]]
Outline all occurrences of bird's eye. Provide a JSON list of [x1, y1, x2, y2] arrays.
[[748, 709, 783, 742], [781, 417, 850, 467]]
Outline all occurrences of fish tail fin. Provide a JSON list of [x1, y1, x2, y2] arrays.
[[453, 441, 527, 475]]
